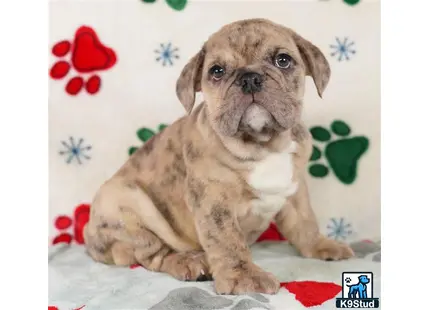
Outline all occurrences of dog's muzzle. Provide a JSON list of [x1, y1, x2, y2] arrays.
[[239, 104, 275, 133]]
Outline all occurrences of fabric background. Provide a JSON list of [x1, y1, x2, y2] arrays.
[[48, 0, 380, 245]]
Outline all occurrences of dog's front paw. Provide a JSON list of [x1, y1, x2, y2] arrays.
[[214, 263, 280, 295], [309, 236, 354, 261], [161, 251, 212, 281]]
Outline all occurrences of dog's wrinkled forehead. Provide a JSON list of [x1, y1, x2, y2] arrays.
[[204, 19, 300, 66]]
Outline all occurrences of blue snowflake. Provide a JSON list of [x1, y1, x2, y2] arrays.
[[155, 42, 179, 66], [59, 137, 92, 164], [330, 37, 356, 61], [327, 217, 352, 240]]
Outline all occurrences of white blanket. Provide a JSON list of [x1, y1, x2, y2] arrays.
[[49, 241, 380, 310]]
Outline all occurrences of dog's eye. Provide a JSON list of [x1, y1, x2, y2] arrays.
[[275, 53, 292, 69], [209, 65, 225, 80]]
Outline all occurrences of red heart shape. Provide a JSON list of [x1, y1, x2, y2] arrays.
[[281, 281, 342, 307], [71, 26, 117, 73], [74, 204, 91, 244]]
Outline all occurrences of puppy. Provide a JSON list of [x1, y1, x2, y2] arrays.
[[84, 18, 354, 295]]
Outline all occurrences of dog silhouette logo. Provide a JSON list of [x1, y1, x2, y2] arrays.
[[336, 272, 380, 308], [346, 274, 370, 298]]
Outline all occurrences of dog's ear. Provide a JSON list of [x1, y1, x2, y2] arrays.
[[293, 33, 331, 97], [176, 48, 206, 114]]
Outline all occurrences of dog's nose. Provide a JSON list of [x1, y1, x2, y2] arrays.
[[239, 72, 263, 94]]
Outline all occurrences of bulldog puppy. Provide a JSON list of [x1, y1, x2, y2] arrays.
[[84, 18, 354, 295]]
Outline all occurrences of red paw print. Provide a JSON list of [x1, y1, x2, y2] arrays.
[[52, 204, 91, 245], [49, 306, 85, 310], [49, 26, 117, 96], [281, 281, 342, 307], [256, 222, 287, 242]]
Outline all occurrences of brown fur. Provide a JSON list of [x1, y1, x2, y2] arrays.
[[84, 18, 353, 295]]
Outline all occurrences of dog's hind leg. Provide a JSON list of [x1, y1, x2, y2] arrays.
[[85, 178, 210, 280], [89, 213, 212, 281], [83, 222, 138, 266], [131, 229, 211, 281]]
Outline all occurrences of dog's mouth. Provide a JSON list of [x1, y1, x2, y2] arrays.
[[237, 103, 284, 142], [215, 89, 297, 140]]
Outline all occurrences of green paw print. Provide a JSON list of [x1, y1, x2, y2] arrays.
[[344, 0, 361, 6], [141, 0, 187, 11], [308, 120, 369, 185], [128, 123, 168, 156]]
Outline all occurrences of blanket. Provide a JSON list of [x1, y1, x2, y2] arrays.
[[48, 240, 380, 309]]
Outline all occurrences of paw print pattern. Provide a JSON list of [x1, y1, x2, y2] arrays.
[[281, 281, 342, 308], [52, 215, 73, 245], [142, 0, 188, 11], [49, 26, 117, 96], [128, 124, 168, 156], [308, 120, 369, 185], [256, 222, 286, 242], [52, 204, 91, 245], [344, 0, 361, 5], [49, 306, 85, 310], [148, 287, 270, 310], [149, 287, 233, 310]]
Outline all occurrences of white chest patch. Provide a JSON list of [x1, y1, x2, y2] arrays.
[[247, 142, 298, 220]]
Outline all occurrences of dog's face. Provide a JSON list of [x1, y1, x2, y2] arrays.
[[358, 275, 370, 284], [176, 19, 330, 142]]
